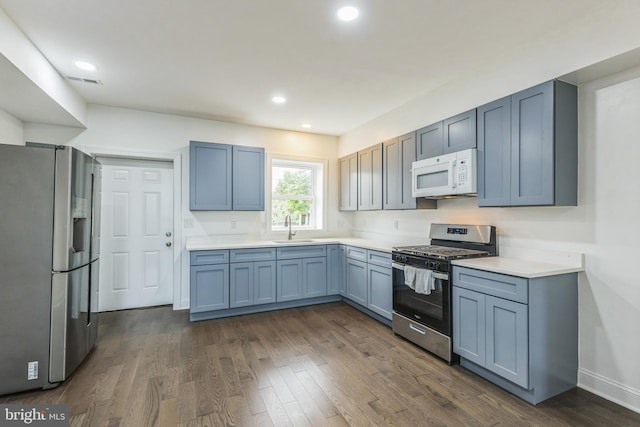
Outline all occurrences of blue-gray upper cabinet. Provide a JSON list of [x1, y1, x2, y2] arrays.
[[338, 154, 358, 211], [478, 80, 577, 207], [416, 122, 443, 160], [416, 109, 477, 160], [232, 145, 265, 211], [189, 141, 232, 210], [477, 96, 512, 206], [357, 143, 383, 211], [189, 141, 265, 211], [383, 132, 416, 210], [443, 109, 477, 154]]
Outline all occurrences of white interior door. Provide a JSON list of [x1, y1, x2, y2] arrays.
[[99, 158, 174, 311]]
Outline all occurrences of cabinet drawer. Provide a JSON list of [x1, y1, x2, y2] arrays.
[[230, 247, 276, 263], [453, 266, 528, 304], [367, 250, 391, 268], [190, 250, 230, 266], [276, 245, 327, 260], [345, 246, 367, 261]]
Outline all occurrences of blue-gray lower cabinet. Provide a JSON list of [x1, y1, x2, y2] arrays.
[[230, 261, 276, 308], [276, 259, 303, 302], [276, 256, 327, 302], [367, 264, 392, 320], [303, 257, 327, 298], [346, 258, 367, 306], [190, 264, 230, 313], [452, 266, 578, 404], [327, 245, 342, 295], [340, 246, 347, 296]]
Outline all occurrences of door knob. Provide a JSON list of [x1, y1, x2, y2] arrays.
[[166, 232, 172, 237], [166, 242, 172, 247]]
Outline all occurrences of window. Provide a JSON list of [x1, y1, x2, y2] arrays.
[[271, 158, 324, 231]]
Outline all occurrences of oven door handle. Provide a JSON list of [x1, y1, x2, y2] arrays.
[[392, 262, 448, 281]]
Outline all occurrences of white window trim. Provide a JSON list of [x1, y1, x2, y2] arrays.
[[266, 152, 328, 235]]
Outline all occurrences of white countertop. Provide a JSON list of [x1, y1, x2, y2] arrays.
[[452, 256, 584, 279], [185, 237, 396, 253], [187, 237, 584, 278]]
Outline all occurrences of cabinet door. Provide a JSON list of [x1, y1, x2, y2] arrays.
[[511, 81, 554, 206], [303, 257, 327, 298], [276, 259, 303, 302], [340, 246, 347, 296], [232, 145, 265, 211], [230, 262, 253, 308], [443, 109, 477, 154], [327, 245, 342, 295], [346, 258, 367, 306], [383, 134, 416, 210], [254, 261, 276, 305], [477, 97, 512, 207], [416, 122, 444, 160], [382, 137, 400, 210], [370, 143, 383, 210], [485, 295, 529, 388], [357, 149, 371, 210], [190, 264, 229, 312], [452, 287, 486, 366], [339, 154, 358, 211], [398, 132, 417, 209], [367, 264, 392, 320], [189, 141, 232, 210]]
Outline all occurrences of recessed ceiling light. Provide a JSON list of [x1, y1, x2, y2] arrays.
[[74, 61, 98, 71], [337, 6, 359, 21], [272, 96, 287, 104], [301, 123, 312, 129]]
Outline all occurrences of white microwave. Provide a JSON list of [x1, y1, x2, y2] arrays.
[[411, 148, 477, 198]]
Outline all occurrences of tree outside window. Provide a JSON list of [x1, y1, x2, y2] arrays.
[[271, 159, 322, 230]]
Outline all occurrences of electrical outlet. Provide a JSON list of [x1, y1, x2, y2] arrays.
[[231, 221, 237, 229], [184, 218, 194, 228], [393, 220, 399, 230]]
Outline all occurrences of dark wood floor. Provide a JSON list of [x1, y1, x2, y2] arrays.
[[3, 303, 639, 426]]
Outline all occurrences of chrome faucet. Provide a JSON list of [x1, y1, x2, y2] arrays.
[[284, 215, 297, 240]]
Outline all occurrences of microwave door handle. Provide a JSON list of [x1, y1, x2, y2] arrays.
[[449, 160, 456, 189]]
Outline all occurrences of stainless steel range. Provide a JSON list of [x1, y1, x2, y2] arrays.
[[392, 223, 496, 364]]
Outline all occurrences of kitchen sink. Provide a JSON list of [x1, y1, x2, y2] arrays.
[[271, 239, 315, 244]]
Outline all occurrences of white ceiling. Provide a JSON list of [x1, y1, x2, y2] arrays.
[[0, 0, 608, 135]]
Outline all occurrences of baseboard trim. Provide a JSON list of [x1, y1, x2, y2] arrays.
[[578, 368, 640, 414]]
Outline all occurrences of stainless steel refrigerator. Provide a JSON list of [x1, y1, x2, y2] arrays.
[[0, 143, 101, 395]]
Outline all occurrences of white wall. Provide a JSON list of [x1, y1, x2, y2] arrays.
[[0, 108, 23, 144], [26, 105, 343, 310], [339, 65, 640, 412], [0, 7, 86, 126]]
